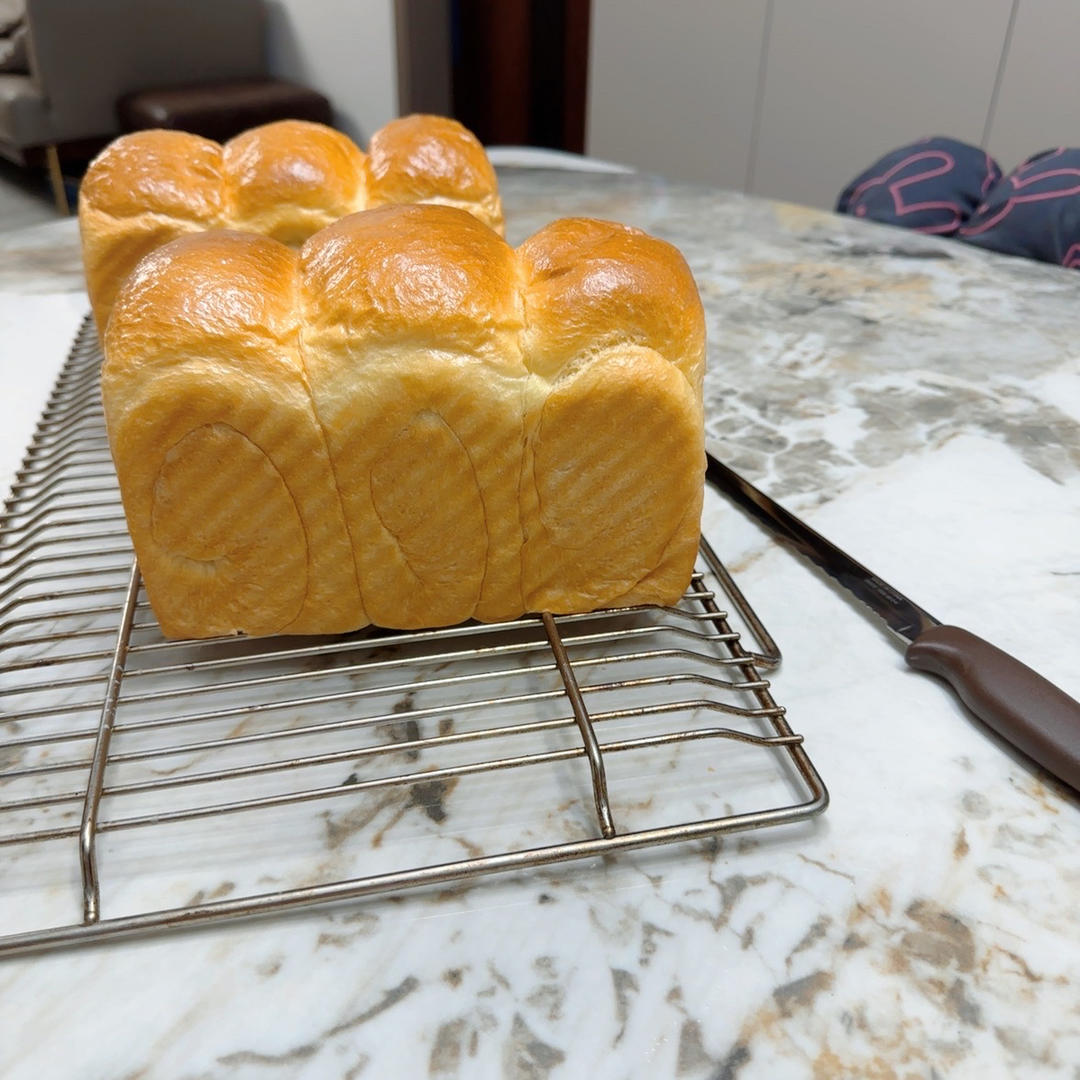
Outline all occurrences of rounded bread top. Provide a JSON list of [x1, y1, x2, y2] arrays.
[[105, 207, 705, 390], [300, 203, 522, 359], [80, 114, 503, 245], [223, 120, 367, 232], [105, 231, 299, 371], [78, 129, 225, 224], [364, 114, 498, 206], [517, 217, 706, 389]]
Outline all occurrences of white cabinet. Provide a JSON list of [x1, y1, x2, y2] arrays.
[[265, 0, 398, 143], [585, 0, 1059, 211], [985, 0, 1080, 173], [751, 0, 1013, 209], [586, 0, 770, 189]]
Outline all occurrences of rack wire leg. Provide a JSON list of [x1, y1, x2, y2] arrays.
[[79, 561, 140, 923], [541, 612, 616, 838]]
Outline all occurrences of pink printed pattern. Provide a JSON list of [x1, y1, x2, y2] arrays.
[[1062, 243, 1080, 269], [847, 150, 965, 235], [960, 148, 1080, 239]]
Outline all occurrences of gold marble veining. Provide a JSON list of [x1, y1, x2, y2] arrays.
[[1, 165, 1077, 1080]]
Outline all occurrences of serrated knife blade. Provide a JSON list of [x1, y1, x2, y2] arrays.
[[706, 451, 1080, 793]]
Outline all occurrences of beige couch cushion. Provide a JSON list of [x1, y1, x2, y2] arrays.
[[0, 72, 47, 147], [0, 1, 24, 36], [0, 23, 28, 73]]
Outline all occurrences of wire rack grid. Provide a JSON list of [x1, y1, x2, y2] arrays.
[[0, 317, 828, 960]]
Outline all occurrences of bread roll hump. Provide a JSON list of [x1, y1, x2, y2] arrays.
[[363, 114, 505, 235], [78, 130, 226, 334], [223, 120, 367, 245]]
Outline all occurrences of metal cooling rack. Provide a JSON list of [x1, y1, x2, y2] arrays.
[[0, 316, 827, 960]]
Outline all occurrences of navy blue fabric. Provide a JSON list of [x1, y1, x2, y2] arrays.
[[959, 148, 1080, 268], [836, 137, 1001, 236]]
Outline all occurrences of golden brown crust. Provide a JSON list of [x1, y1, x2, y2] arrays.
[[223, 120, 367, 244], [78, 130, 226, 332], [104, 231, 364, 638], [300, 203, 521, 359], [363, 114, 504, 234], [80, 115, 504, 334], [518, 217, 706, 393], [105, 230, 299, 368], [77, 129, 226, 223], [102, 207, 704, 638], [81, 219, 199, 338], [298, 204, 527, 628], [515, 219, 706, 612], [518, 347, 704, 613]]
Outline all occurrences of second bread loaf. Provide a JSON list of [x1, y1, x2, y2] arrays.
[[80, 114, 503, 333]]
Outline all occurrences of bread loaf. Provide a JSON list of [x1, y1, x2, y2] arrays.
[[102, 205, 705, 639], [79, 114, 503, 334]]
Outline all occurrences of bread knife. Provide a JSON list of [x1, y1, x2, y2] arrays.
[[705, 452, 1080, 793]]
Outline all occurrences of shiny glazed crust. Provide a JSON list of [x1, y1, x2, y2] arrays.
[[102, 206, 705, 638], [79, 115, 505, 333]]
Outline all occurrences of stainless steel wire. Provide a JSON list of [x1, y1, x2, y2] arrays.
[[0, 317, 828, 959]]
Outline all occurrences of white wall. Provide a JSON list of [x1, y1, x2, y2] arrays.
[[587, 0, 1075, 211], [264, 0, 399, 144], [752, 0, 1012, 210], [984, 0, 1080, 173], [587, 0, 769, 190]]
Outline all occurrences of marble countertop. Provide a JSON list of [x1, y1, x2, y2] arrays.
[[1, 168, 1078, 1078]]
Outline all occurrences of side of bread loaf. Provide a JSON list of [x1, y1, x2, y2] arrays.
[[518, 218, 706, 613], [80, 114, 504, 333], [102, 206, 705, 639], [102, 232, 364, 638]]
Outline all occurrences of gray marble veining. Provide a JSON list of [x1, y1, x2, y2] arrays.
[[0, 167, 1077, 1078]]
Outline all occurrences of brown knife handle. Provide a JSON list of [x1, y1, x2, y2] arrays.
[[906, 625, 1080, 794]]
